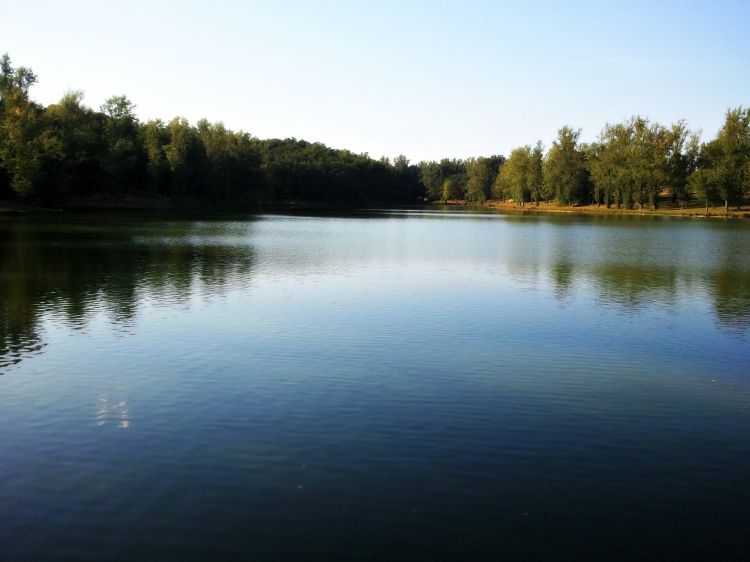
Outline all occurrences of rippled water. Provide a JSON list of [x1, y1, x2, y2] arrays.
[[1, 210, 749, 560]]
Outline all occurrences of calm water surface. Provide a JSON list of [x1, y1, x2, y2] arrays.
[[1, 210, 749, 560]]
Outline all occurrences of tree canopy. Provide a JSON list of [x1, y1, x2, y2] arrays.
[[1, 54, 748, 213]]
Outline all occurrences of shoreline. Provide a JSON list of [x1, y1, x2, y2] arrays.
[[433, 199, 750, 220], [2, 196, 750, 220]]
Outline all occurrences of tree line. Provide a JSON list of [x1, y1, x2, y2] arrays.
[[0, 54, 421, 205], [1, 54, 749, 211], [419, 117, 750, 213]]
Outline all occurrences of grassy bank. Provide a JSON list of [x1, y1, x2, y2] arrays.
[[437, 199, 750, 219]]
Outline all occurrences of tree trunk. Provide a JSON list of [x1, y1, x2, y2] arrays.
[[725, 198, 729, 215]]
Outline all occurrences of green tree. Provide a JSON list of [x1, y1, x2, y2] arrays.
[[197, 119, 262, 201], [586, 141, 606, 206], [43, 91, 104, 196], [441, 173, 466, 201], [628, 117, 669, 210], [544, 126, 586, 206], [437, 159, 466, 201], [688, 168, 715, 214], [141, 119, 170, 194], [419, 161, 442, 200], [588, 122, 635, 208], [712, 107, 750, 213], [665, 120, 691, 204], [100, 95, 143, 192], [529, 142, 544, 206], [687, 140, 724, 213], [495, 146, 531, 206], [0, 54, 45, 197], [164, 117, 207, 196], [465, 156, 495, 203]]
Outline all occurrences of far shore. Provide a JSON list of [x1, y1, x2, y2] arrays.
[[434, 199, 750, 219], [2, 195, 750, 220]]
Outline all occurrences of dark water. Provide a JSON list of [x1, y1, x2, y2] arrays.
[[1, 210, 749, 561]]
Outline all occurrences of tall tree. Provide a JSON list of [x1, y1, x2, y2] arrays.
[[44, 91, 104, 196], [0, 54, 45, 198], [529, 142, 544, 206], [141, 119, 170, 194], [465, 156, 495, 203], [441, 173, 466, 201], [419, 161, 442, 200], [544, 126, 586, 206], [629, 117, 669, 210], [164, 117, 207, 196], [712, 107, 750, 213], [495, 146, 531, 206], [100, 95, 143, 192], [437, 159, 466, 201], [665, 120, 691, 204]]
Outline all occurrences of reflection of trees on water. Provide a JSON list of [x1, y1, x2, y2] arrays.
[[583, 263, 749, 334], [709, 229, 750, 332], [2, 216, 749, 370], [547, 261, 750, 331], [0, 220, 256, 369], [545, 225, 750, 331], [711, 269, 750, 331], [586, 264, 682, 310]]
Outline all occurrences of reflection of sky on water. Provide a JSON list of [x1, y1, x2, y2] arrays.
[[1, 212, 749, 561], [96, 394, 130, 428], [1, 212, 749, 372]]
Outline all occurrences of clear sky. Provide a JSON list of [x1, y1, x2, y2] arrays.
[[4, 0, 749, 162]]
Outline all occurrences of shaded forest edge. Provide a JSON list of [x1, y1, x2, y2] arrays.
[[1, 53, 749, 216]]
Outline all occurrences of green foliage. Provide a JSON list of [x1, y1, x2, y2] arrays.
[[254, 138, 420, 203], [600, 123, 631, 207], [0, 52, 748, 212], [544, 127, 586, 206], [100, 95, 143, 192], [587, 118, 688, 210], [0, 54, 45, 197], [688, 168, 715, 212], [42, 91, 105, 196], [465, 157, 495, 203], [0, 53, 37, 99], [529, 142, 544, 205], [419, 161, 442, 200], [197, 120, 262, 201], [441, 173, 466, 201], [0, 53, 423, 205], [665, 121, 691, 203], [711, 107, 750, 211], [628, 117, 670, 210], [141, 119, 171, 194], [495, 146, 532, 206], [164, 117, 206, 196], [684, 108, 750, 214]]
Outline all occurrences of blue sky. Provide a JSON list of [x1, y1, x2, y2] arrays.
[[5, 0, 749, 161]]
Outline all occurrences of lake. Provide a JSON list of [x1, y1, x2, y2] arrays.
[[1, 209, 749, 560]]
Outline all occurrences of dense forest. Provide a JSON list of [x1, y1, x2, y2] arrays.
[[1, 54, 749, 211]]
